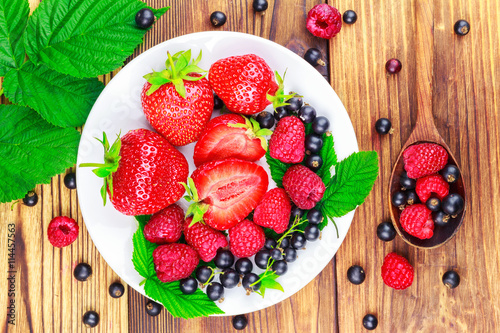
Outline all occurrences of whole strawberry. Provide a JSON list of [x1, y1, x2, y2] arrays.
[[253, 188, 291, 234], [80, 129, 189, 215], [153, 243, 199, 282], [229, 219, 265, 258], [307, 4, 342, 39], [47, 216, 79, 248], [415, 174, 449, 203], [282, 164, 325, 209], [403, 143, 448, 179], [141, 50, 214, 146], [381, 252, 414, 290], [209, 54, 292, 115], [400, 204, 434, 239], [269, 116, 305, 163], [143, 204, 184, 244], [184, 217, 228, 262]]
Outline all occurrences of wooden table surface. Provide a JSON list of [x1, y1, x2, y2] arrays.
[[1, 0, 499, 332]]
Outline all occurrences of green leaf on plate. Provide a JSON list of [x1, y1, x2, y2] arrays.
[[24, 0, 169, 78], [3, 62, 104, 127], [0, 105, 80, 203], [132, 215, 156, 279], [265, 150, 291, 188], [0, 0, 29, 75], [316, 132, 337, 185]]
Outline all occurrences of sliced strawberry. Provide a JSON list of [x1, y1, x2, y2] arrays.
[[184, 159, 269, 230], [193, 114, 270, 167]]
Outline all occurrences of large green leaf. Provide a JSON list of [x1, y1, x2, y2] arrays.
[[0, 105, 81, 203], [24, 0, 169, 78], [3, 62, 104, 127], [0, 0, 29, 75]]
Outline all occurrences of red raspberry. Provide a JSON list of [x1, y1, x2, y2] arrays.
[[403, 143, 448, 179], [253, 188, 291, 234], [143, 204, 184, 244], [415, 174, 449, 203], [400, 204, 434, 239], [229, 219, 265, 258], [153, 243, 199, 282], [282, 164, 326, 209], [184, 217, 229, 262], [306, 4, 342, 39], [381, 252, 414, 290], [269, 116, 305, 163], [47, 216, 79, 248]]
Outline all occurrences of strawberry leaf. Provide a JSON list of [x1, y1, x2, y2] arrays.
[[132, 216, 156, 278], [0, 0, 29, 75], [258, 271, 284, 297], [316, 132, 337, 185], [265, 150, 292, 188]]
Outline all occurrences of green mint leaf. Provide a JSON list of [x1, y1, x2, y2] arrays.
[[319, 151, 379, 218], [24, 0, 169, 77], [0, 0, 29, 75], [134, 215, 152, 229], [258, 271, 284, 297], [316, 132, 337, 185], [132, 215, 156, 278], [3, 62, 104, 127], [265, 150, 292, 188], [145, 276, 224, 319], [0, 105, 80, 203]]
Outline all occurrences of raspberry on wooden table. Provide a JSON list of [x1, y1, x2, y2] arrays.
[[403, 143, 448, 179], [47, 216, 79, 248], [306, 4, 342, 39], [400, 204, 434, 239], [381, 252, 414, 290]]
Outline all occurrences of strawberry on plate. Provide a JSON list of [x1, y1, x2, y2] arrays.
[[193, 114, 272, 167], [208, 54, 293, 115], [80, 129, 189, 216], [182, 158, 269, 230], [141, 49, 214, 146]]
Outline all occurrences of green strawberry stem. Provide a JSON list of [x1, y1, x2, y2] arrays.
[[227, 115, 273, 150], [267, 70, 296, 109], [181, 178, 209, 225]]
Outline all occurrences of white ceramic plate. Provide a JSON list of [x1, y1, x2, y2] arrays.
[[76, 31, 358, 316]]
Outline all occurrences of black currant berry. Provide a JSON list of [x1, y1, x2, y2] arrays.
[[235, 258, 253, 275], [285, 95, 303, 113], [298, 105, 317, 123], [343, 10, 357, 24], [400, 171, 416, 190], [433, 211, 450, 227], [214, 248, 235, 269], [242, 273, 261, 291], [135, 8, 155, 29], [108, 282, 125, 298], [207, 282, 224, 301], [274, 106, 289, 120], [406, 190, 419, 205], [270, 248, 283, 261], [290, 206, 304, 221], [291, 232, 307, 249], [426, 197, 441, 212], [304, 224, 320, 241], [82, 310, 99, 328], [307, 208, 323, 225], [256, 111, 275, 129], [347, 265, 366, 285], [145, 300, 162, 317], [305, 133, 323, 154], [454, 20, 470, 36], [391, 191, 407, 208], [232, 314, 248, 330], [255, 249, 271, 269], [386, 58, 402, 74], [253, 0, 268, 12], [304, 48, 325, 67], [312, 116, 330, 134], [363, 314, 378, 330], [272, 260, 288, 276], [284, 247, 297, 262], [442, 270, 460, 289], [441, 164, 460, 183], [210, 11, 227, 27], [179, 277, 198, 295], [305, 155, 323, 172], [195, 266, 213, 284], [22, 191, 38, 207], [213, 94, 224, 109], [220, 269, 240, 289], [279, 237, 290, 249], [264, 238, 277, 250], [442, 194, 465, 215], [376, 222, 396, 242], [74, 263, 92, 281], [375, 118, 393, 135], [64, 172, 77, 189]]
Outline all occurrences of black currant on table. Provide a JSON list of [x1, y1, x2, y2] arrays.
[[441, 194, 465, 215], [256, 111, 275, 129], [312, 116, 330, 135], [235, 258, 253, 275], [343, 10, 358, 24], [304, 224, 320, 241], [441, 164, 460, 183], [272, 260, 288, 276], [220, 269, 240, 289], [426, 197, 441, 212], [145, 300, 162, 316], [270, 248, 283, 260], [82, 310, 100, 328], [363, 314, 378, 330], [284, 247, 297, 262], [213, 94, 224, 109], [255, 249, 271, 269], [304, 48, 325, 67], [64, 172, 77, 189], [454, 20, 470, 36], [274, 106, 289, 120], [400, 171, 416, 190], [210, 11, 227, 27], [298, 105, 317, 123], [376, 221, 397, 242], [347, 265, 366, 285], [391, 191, 407, 208], [135, 8, 155, 29], [442, 270, 460, 289], [253, 0, 269, 12], [74, 263, 92, 281], [109, 282, 125, 298], [214, 248, 235, 269], [375, 117, 393, 135], [386, 58, 402, 74], [179, 277, 198, 295], [207, 282, 225, 301], [291, 232, 307, 249], [242, 273, 261, 291], [22, 191, 38, 207], [433, 211, 450, 227], [195, 266, 214, 284], [305, 154, 323, 172], [232, 315, 248, 330], [405, 190, 419, 205], [285, 95, 303, 113], [305, 133, 323, 154], [307, 208, 323, 225]]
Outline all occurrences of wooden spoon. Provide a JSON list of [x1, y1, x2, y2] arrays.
[[388, 0, 466, 249]]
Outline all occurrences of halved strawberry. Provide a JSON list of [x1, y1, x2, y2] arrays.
[[193, 114, 271, 167], [182, 159, 269, 230]]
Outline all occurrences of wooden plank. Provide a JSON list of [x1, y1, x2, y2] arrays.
[[329, 0, 500, 331]]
